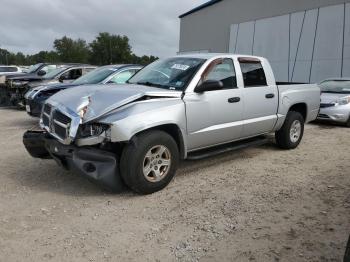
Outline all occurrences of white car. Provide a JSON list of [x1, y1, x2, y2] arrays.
[[0, 66, 22, 85], [317, 78, 350, 127]]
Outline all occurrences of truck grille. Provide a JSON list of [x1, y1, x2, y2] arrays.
[[41, 103, 72, 142], [42, 104, 51, 127], [320, 103, 335, 108]]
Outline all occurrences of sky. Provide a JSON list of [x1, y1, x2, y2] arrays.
[[0, 0, 207, 58]]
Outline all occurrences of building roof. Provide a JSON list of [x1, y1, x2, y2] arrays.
[[179, 0, 222, 18]]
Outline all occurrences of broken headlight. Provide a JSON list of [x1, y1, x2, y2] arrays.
[[12, 80, 29, 86], [77, 123, 110, 138]]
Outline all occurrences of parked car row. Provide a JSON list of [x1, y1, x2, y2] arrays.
[[3, 63, 96, 106], [24, 64, 142, 116]]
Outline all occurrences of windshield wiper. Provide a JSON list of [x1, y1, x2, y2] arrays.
[[136, 81, 167, 89]]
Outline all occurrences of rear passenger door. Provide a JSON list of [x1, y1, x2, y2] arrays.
[[238, 57, 278, 137]]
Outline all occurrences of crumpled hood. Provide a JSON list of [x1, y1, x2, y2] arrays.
[[29, 79, 60, 88], [7, 74, 42, 82], [31, 82, 76, 93], [4, 72, 27, 78], [46, 84, 182, 123], [321, 92, 350, 103], [30, 82, 70, 92]]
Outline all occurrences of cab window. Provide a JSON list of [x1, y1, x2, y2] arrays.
[[239, 58, 267, 87], [202, 58, 237, 89]]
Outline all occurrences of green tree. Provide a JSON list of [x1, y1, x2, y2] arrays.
[[0, 33, 158, 66], [130, 54, 158, 65], [89, 32, 132, 65], [54, 36, 90, 63], [26, 51, 60, 64], [0, 48, 11, 65]]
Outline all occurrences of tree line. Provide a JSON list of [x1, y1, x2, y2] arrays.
[[0, 32, 158, 66]]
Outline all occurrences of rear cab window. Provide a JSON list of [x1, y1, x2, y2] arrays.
[[238, 57, 267, 87]]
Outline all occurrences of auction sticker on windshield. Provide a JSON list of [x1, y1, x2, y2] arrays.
[[171, 64, 190, 71]]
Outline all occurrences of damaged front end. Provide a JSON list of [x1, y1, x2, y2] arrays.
[[23, 84, 183, 191], [23, 130, 126, 192], [4, 79, 30, 107]]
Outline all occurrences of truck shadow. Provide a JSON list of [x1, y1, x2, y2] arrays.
[[11, 140, 279, 197], [177, 139, 277, 176]]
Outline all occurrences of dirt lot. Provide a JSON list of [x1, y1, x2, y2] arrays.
[[0, 109, 349, 262]]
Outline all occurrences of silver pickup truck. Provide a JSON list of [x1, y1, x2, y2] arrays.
[[23, 54, 320, 194]]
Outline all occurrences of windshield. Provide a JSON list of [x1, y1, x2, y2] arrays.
[[42, 67, 67, 79], [73, 67, 116, 85], [27, 63, 42, 74], [128, 57, 205, 91], [320, 80, 350, 94]]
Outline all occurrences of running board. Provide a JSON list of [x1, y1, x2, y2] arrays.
[[187, 136, 269, 161]]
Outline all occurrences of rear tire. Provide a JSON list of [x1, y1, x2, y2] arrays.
[[120, 130, 179, 194], [275, 111, 304, 149], [346, 117, 350, 127]]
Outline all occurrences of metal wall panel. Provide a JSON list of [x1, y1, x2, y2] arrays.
[[228, 24, 239, 53], [235, 21, 255, 55], [179, 0, 350, 56], [289, 11, 305, 79], [202, 2, 350, 82], [253, 15, 290, 81], [310, 4, 344, 82], [228, 6, 349, 82], [342, 3, 350, 77], [292, 9, 318, 82]]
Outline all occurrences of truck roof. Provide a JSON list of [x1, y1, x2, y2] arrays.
[[175, 53, 265, 60]]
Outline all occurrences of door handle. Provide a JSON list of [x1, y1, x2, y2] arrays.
[[228, 97, 240, 103], [265, 93, 275, 99]]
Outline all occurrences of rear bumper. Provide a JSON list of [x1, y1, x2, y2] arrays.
[[23, 130, 126, 192]]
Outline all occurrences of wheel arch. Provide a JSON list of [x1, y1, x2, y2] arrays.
[[130, 124, 187, 159], [288, 103, 307, 121]]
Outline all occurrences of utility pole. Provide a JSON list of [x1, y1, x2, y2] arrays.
[[109, 38, 112, 64]]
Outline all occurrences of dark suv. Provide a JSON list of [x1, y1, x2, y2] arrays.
[[5, 64, 96, 106]]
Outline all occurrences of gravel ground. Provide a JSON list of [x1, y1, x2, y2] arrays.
[[0, 109, 349, 262]]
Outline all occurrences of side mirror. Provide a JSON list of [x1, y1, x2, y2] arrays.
[[194, 80, 224, 93], [37, 70, 46, 76]]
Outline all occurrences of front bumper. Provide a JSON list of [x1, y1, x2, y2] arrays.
[[317, 105, 350, 123], [23, 130, 126, 192], [25, 98, 44, 117]]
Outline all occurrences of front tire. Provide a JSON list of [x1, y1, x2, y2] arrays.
[[120, 130, 179, 194], [275, 111, 305, 149]]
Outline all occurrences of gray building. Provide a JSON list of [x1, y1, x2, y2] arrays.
[[179, 0, 350, 83]]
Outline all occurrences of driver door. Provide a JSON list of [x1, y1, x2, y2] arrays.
[[184, 58, 244, 151]]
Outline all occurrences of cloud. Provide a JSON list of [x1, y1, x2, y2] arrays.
[[0, 0, 207, 58]]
